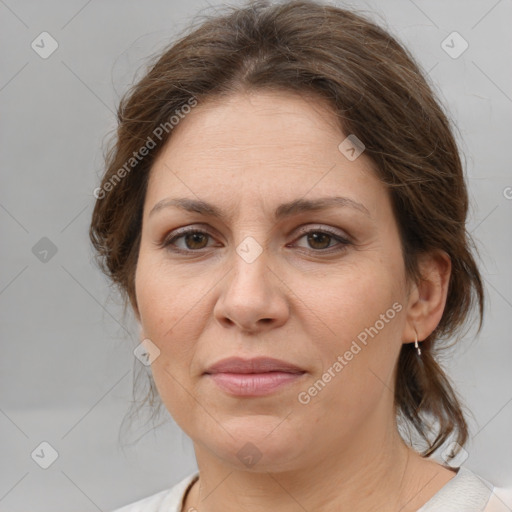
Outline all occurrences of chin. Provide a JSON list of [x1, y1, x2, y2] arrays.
[[199, 416, 308, 472]]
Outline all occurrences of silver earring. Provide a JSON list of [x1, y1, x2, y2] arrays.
[[414, 332, 421, 356]]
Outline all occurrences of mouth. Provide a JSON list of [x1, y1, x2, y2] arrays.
[[205, 371, 306, 396], [204, 356, 306, 397]]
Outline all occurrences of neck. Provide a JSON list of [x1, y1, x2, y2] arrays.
[[184, 420, 432, 512]]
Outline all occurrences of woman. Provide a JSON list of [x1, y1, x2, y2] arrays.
[[90, 1, 496, 510]]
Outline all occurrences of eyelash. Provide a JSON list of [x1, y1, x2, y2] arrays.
[[159, 225, 352, 255]]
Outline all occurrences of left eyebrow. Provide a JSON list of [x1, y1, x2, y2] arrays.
[[148, 195, 371, 221]]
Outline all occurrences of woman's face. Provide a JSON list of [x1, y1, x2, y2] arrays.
[[135, 90, 413, 472]]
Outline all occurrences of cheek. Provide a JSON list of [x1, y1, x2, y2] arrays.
[[134, 257, 201, 425], [301, 257, 403, 340], [297, 257, 404, 405], [135, 251, 199, 335], [134, 251, 217, 381], [134, 255, 193, 365]]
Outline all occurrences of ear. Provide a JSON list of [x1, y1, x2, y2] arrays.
[[402, 250, 451, 345]]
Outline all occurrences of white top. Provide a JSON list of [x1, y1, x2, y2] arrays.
[[110, 466, 495, 512]]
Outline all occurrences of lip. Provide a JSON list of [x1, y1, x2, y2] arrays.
[[207, 372, 305, 396], [204, 356, 305, 374], [204, 357, 306, 397]]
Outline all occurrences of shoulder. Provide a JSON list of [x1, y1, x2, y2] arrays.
[[109, 472, 199, 512], [418, 466, 495, 511]]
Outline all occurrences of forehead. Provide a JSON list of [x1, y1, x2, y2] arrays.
[[155, 90, 344, 164], [145, 90, 385, 217]]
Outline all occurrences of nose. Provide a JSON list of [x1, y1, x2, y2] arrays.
[[213, 245, 290, 334]]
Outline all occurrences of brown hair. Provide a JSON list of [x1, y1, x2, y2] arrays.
[[90, 0, 484, 455]]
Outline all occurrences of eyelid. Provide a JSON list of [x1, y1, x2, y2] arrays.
[[292, 223, 351, 242], [159, 225, 219, 249]]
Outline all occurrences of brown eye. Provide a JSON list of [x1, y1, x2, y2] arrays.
[[162, 226, 351, 255], [162, 229, 214, 252], [306, 232, 333, 250], [183, 232, 209, 250], [293, 228, 351, 253]]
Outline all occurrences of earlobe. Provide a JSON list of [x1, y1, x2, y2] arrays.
[[402, 250, 451, 344]]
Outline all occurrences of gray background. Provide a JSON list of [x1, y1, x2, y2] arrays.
[[1, 0, 511, 510]]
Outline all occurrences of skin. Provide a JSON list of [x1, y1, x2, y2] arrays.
[[134, 90, 455, 512]]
